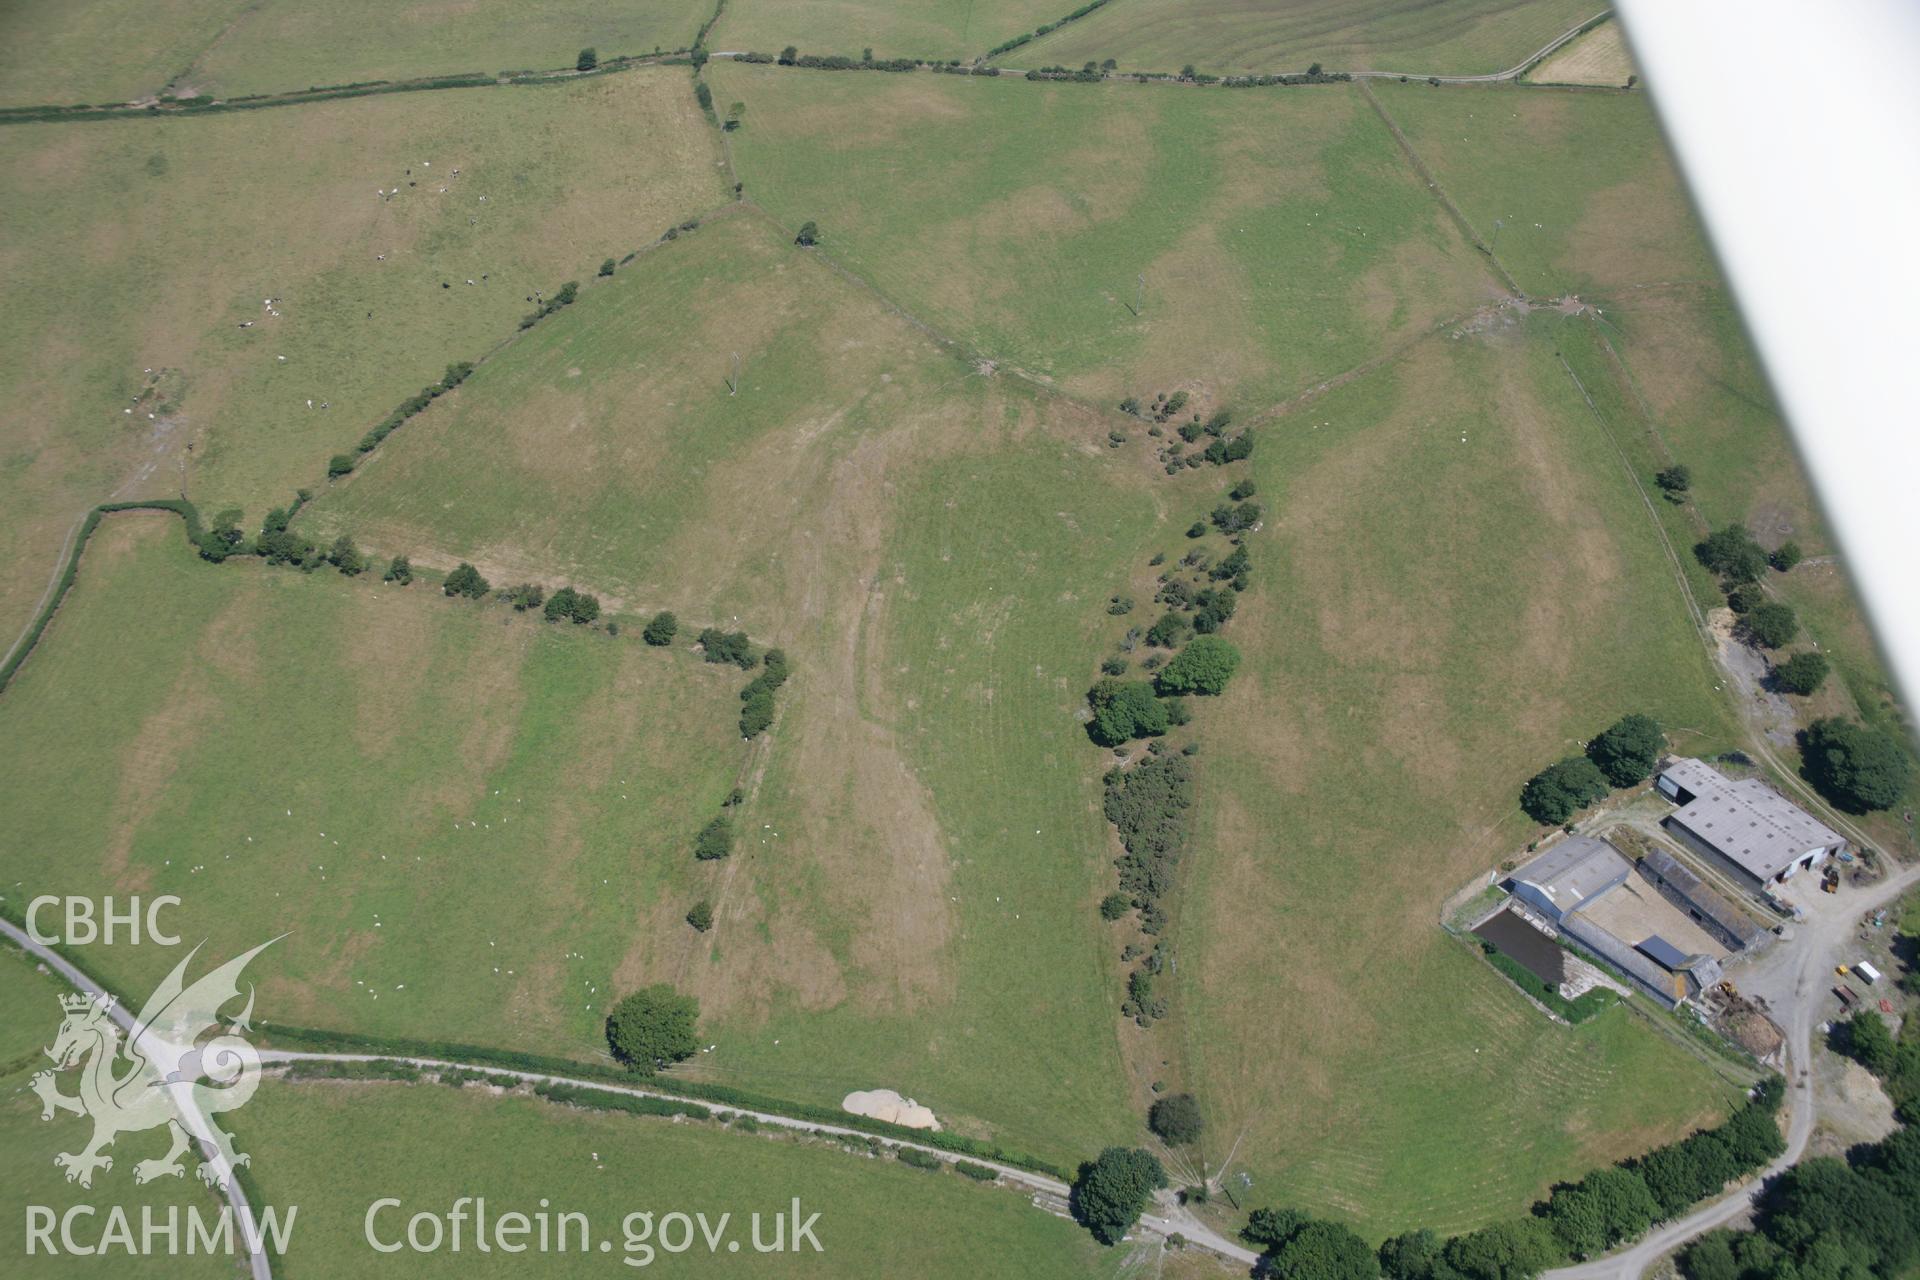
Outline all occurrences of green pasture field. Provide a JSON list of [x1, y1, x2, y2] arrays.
[[234, 1078, 1161, 1278], [0, 945, 73, 1073], [0, 0, 247, 108], [1365, 80, 1712, 298], [712, 63, 1499, 418], [710, 439, 1166, 1162], [720, 0, 1067, 62], [1019, 0, 1599, 77], [186, 1, 714, 100], [1, 940, 227, 1276], [1367, 79, 1910, 825], [0, 1071, 227, 1276], [0, 514, 748, 1057], [1560, 291, 1914, 831], [296, 212, 946, 612], [303, 211, 1151, 1164], [0, 68, 721, 648], [1175, 311, 1746, 1237]]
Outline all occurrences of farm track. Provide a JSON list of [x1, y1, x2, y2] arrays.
[[5, 11, 1909, 1276], [1554, 316, 1885, 859], [1358, 78, 1525, 296], [2, 10, 1614, 127]]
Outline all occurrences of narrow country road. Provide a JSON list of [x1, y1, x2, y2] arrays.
[[1544, 862, 1920, 1280], [1, 920, 1259, 1272], [0, 917, 274, 1280], [251, 1050, 1262, 1268], [9, 851, 1912, 1280]]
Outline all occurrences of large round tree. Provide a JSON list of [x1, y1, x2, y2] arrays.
[[1586, 714, 1664, 788], [1801, 718, 1911, 813], [1070, 1146, 1166, 1244], [606, 984, 700, 1074]]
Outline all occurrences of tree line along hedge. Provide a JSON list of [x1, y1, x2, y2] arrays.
[[4, 486, 795, 756], [531, 1079, 709, 1121], [0, 499, 206, 694], [1678, 962, 1918, 1280], [739, 648, 789, 738], [1089, 494, 1256, 1028], [1231, 1079, 1786, 1276], [252, 1022, 1065, 1177], [1520, 713, 1663, 825], [9, 913, 1057, 1179]]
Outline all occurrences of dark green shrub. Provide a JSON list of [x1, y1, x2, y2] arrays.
[[328, 534, 367, 576], [740, 690, 775, 738], [1655, 464, 1691, 500], [1545, 1166, 1660, 1257], [698, 628, 754, 667], [1442, 1218, 1562, 1280], [1520, 757, 1610, 824], [1772, 651, 1830, 696], [1147, 1092, 1203, 1144], [544, 587, 601, 624], [1211, 501, 1261, 534], [1800, 718, 1910, 813], [502, 583, 545, 611], [1191, 587, 1237, 633], [1741, 602, 1797, 649], [1145, 611, 1188, 648], [693, 815, 733, 860], [1696, 524, 1767, 583], [1103, 755, 1192, 914], [444, 562, 489, 598], [1154, 637, 1240, 696], [1088, 679, 1169, 745]]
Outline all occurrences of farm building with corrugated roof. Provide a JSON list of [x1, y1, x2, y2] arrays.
[[1655, 758, 1846, 886], [1504, 837, 1725, 1007]]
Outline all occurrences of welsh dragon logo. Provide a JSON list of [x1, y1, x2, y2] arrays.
[[33, 938, 279, 1191]]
